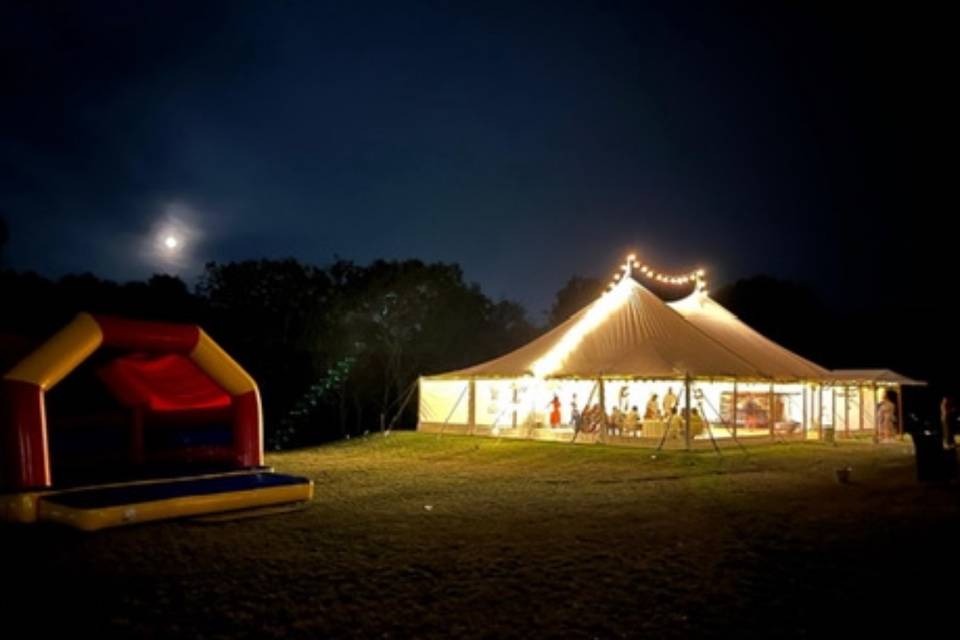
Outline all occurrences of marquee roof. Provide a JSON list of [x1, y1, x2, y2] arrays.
[[433, 278, 764, 380], [668, 290, 831, 381]]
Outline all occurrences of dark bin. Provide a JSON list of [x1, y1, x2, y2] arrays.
[[910, 430, 957, 483]]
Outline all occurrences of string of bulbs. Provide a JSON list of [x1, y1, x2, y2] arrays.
[[608, 253, 708, 294]]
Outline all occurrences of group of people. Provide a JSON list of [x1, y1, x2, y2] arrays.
[[642, 388, 679, 420], [546, 386, 703, 438], [549, 394, 595, 430]]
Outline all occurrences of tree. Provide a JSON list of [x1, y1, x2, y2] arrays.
[[197, 259, 334, 444], [548, 276, 605, 327], [713, 276, 832, 366], [321, 259, 535, 435]]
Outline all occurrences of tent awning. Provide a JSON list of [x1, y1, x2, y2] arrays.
[[828, 369, 927, 386]]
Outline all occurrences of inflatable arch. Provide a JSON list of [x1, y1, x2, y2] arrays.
[[1, 313, 262, 491]]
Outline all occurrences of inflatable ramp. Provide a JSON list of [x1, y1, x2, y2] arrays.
[[36, 471, 312, 531]]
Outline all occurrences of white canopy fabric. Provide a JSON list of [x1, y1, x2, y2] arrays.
[[433, 277, 764, 380], [829, 369, 926, 386], [668, 290, 832, 381]]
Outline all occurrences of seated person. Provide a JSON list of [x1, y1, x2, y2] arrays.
[[644, 394, 661, 420], [689, 408, 706, 438], [609, 406, 624, 435], [623, 406, 641, 435], [583, 403, 604, 433], [676, 408, 689, 438], [774, 420, 800, 435]]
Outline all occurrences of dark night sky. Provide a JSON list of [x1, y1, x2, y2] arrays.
[[0, 2, 948, 321]]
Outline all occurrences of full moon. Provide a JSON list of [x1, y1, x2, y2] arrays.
[[147, 204, 201, 271]]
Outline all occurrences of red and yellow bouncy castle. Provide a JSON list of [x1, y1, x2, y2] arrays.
[[0, 313, 312, 530]]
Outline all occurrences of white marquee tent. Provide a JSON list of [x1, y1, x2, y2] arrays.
[[418, 272, 922, 447]]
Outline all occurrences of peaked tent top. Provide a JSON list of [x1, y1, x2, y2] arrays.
[[432, 277, 765, 380], [668, 290, 832, 381]]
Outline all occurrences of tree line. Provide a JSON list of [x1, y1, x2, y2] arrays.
[[1, 209, 949, 441], [0, 259, 536, 448]]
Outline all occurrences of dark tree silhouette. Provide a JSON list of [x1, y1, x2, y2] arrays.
[[0, 215, 8, 262], [548, 276, 605, 327], [713, 275, 832, 366]]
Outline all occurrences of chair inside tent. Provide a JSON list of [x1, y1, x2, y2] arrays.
[[0, 313, 313, 530]]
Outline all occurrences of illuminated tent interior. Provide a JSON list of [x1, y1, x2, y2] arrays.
[[418, 256, 923, 447]]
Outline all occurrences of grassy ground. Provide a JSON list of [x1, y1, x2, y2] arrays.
[[4, 432, 960, 638]]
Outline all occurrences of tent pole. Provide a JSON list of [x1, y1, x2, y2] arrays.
[[468, 378, 477, 435], [684, 374, 692, 451], [831, 384, 837, 441], [857, 384, 863, 431], [388, 380, 419, 432], [438, 382, 469, 438], [768, 383, 776, 441], [598, 377, 607, 443], [817, 385, 823, 441], [572, 380, 599, 444], [844, 385, 850, 439], [732, 380, 738, 440], [802, 384, 808, 441], [896, 384, 904, 440]]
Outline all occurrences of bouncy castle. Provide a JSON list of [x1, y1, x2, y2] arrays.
[[0, 313, 312, 530]]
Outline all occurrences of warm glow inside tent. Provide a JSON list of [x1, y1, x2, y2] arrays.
[[418, 272, 923, 448]]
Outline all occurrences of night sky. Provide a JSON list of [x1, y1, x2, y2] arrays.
[[0, 2, 947, 321]]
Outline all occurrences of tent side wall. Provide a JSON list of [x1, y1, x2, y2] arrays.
[[417, 376, 837, 446], [417, 377, 471, 432]]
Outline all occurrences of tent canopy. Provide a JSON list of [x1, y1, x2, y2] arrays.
[[434, 277, 764, 380], [829, 369, 926, 386], [668, 290, 831, 380]]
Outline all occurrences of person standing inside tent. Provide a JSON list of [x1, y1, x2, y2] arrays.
[[876, 390, 898, 440], [618, 385, 630, 411], [644, 393, 661, 420], [662, 387, 678, 418], [624, 405, 641, 436], [549, 394, 562, 428], [569, 395, 581, 429]]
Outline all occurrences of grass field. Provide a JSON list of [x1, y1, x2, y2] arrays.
[[4, 432, 959, 638]]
